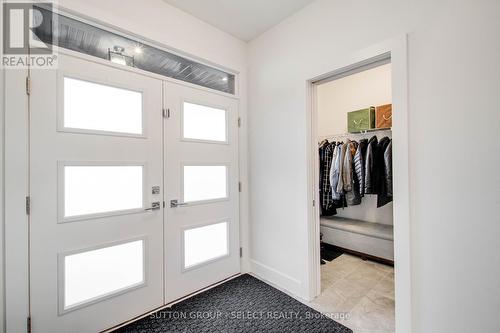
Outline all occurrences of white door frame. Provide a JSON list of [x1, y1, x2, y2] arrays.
[[305, 35, 412, 333], [2, 7, 245, 332], [4, 67, 31, 333]]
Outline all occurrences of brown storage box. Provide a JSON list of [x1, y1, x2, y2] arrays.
[[375, 104, 392, 129]]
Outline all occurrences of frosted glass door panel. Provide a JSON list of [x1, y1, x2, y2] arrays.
[[184, 222, 228, 269], [29, 54, 164, 332], [63, 240, 144, 310], [64, 165, 143, 218], [183, 165, 227, 203], [63, 77, 143, 135], [182, 102, 227, 142]]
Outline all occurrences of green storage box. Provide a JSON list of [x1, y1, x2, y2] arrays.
[[347, 107, 375, 133]]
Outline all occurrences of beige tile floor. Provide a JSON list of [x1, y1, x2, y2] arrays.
[[307, 254, 395, 333]]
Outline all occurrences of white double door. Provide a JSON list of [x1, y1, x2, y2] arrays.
[[29, 54, 240, 332]]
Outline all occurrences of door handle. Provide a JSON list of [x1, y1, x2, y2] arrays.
[[170, 199, 188, 208], [145, 202, 161, 211]]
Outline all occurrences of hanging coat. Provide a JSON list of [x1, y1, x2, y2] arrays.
[[329, 144, 341, 200], [320, 142, 337, 215], [318, 141, 328, 214], [344, 140, 361, 206], [336, 141, 348, 194], [364, 136, 378, 194], [375, 137, 392, 207], [384, 140, 393, 198], [342, 141, 354, 192], [354, 138, 368, 197]]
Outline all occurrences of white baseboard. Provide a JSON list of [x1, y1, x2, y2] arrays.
[[250, 259, 304, 300]]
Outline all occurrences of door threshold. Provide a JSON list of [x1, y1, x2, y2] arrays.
[[102, 273, 242, 332]]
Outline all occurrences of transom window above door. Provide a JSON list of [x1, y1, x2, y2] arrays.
[[33, 6, 237, 95]]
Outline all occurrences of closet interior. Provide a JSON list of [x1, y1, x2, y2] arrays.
[[317, 63, 394, 265], [311, 63, 396, 331]]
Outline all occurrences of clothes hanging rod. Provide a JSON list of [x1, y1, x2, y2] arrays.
[[319, 128, 392, 141]]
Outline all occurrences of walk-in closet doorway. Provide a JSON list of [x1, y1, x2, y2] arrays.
[[305, 37, 411, 333]]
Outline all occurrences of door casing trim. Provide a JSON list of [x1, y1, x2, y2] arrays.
[[305, 35, 412, 333]]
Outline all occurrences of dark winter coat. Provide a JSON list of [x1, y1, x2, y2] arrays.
[[354, 139, 368, 197], [364, 136, 378, 194], [384, 141, 393, 198], [375, 137, 392, 207]]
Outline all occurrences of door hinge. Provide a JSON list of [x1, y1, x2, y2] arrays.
[[25, 196, 30, 215], [312, 199, 316, 207], [27, 316, 32, 333], [162, 108, 171, 119], [238, 117, 241, 128], [238, 182, 242, 192], [239, 247, 243, 258], [26, 77, 31, 95], [163, 201, 166, 208]]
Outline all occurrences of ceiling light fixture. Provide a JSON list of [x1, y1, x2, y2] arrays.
[[108, 45, 134, 67]]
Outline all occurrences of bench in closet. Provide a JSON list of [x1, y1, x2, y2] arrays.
[[320, 216, 394, 262]]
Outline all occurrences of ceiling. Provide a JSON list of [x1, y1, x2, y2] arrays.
[[163, 0, 316, 41]]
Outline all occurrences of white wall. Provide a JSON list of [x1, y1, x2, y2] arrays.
[[2, 1, 249, 331], [317, 63, 391, 137], [318, 63, 392, 224], [248, 0, 500, 332]]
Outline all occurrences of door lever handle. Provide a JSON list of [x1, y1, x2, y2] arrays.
[[145, 202, 161, 211], [170, 199, 188, 208]]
